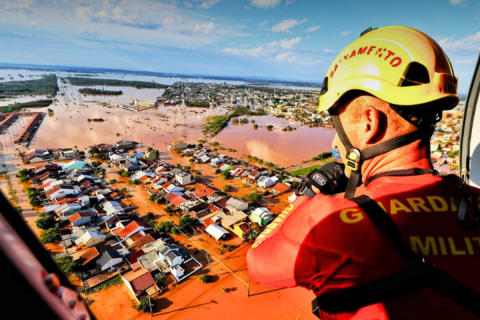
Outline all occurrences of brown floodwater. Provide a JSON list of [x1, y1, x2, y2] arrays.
[[1, 69, 334, 167], [216, 116, 335, 166]]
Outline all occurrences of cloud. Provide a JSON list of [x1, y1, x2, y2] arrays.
[[223, 46, 266, 57], [450, 0, 468, 6], [304, 25, 320, 33], [438, 31, 480, 52], [194, 0, 223, 9], [281, 36, 301, 49], [275, 52, 297, 62], [258, 20, 269, 27], [75, 5, 94, 20], [3, 0, 36, 15], [241, 18, 253, 22], [340, 30, 351, 36], [454, 59, 476, 64], [305, 35, 310, 39], [250, 0, 282, 9], [237, 25, 249, 29], [195, 22, 216, 34], [272, 18, 307, 33]]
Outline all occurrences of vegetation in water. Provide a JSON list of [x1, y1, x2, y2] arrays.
[[66, 77, 168, 89], [0, 74, 58, 98], [203, 107, 266, 137], [1, 99, 54, 113], [79, 88, 123, 95]]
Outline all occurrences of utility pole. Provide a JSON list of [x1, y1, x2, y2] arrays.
[[205, 247, 211, 275]]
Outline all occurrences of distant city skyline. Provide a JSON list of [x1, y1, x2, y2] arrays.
[[0, 0, 479, 93]]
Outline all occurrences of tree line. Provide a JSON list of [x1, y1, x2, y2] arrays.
[[0, 74, 58, 98], [79, 88, 123, 95], [66, 77, 169, 89]]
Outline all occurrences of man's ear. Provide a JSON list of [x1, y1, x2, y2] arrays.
[[363, 106, 386, 144]]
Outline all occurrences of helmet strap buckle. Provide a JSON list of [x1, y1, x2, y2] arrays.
[[346, 148, 362, 171]]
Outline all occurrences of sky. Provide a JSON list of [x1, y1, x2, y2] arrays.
[[0, 0, 479, 93]]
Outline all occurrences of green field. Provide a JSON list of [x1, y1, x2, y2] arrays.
[[203, 107, 267, 137], [65, 77, 168, 89], [291, 164, 323, 176], [0, 74, 58, 98]]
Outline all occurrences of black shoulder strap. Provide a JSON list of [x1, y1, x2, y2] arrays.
[[313, 195, 480, 317]]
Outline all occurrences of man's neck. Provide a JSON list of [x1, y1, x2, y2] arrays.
[[361, 140, 433, 184]]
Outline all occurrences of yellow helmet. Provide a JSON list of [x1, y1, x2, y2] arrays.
[[318, 26, 459, 112]]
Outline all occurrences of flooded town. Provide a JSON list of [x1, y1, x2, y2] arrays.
[[0, 66, 465, 319]]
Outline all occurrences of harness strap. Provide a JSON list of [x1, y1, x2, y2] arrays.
[[313, 195, 480, 317], [366, 168, 433, 185], [329, 107, 431, 199]]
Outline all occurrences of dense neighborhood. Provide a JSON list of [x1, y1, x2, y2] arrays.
[[17, 138, 306, 311]]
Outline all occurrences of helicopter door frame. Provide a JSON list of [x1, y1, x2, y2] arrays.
[[460, 53, 480, 188]]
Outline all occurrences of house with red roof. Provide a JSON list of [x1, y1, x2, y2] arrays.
[[45, 185, 80, 200], [122, 268, 158, 303], [169, 194, 188, 207], [126, 231, 155, 248], [76, 247, 100, 267], [139, 175, 151, 184], [273, 182, 292, 195], [127, 250, 145, 264], [117, 220, 151, 240], [59, 212, 92, 230], [192, 183, 216, 198]]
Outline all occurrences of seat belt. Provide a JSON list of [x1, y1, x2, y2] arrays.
[[312, 194, 480, 317]]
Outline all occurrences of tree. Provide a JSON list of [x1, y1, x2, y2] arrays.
[[171, 227, 181, 236], [121, 171, 130, 177], [154, 220, 174, 233], [41, 227, 61, 244], [189, 158, 195, 163], [222, 185, 232, 192], [36, 215, 55, 230], [183, 166, 191, 172], [26, 187, 37, 196], [149, 194, 157, 202], [156, 274, 167, 286], [164, 206, 173, 214], [54, 256, 79, 276], [219, 171, 230, 180], [144, 212, 155, 221], [17, 169, 30, 181], [30, 196, 42, 207], [198, 274, 212, 283], [91, 161, 101, 168], [88, 148, 99, 155], [179, 215, 197, 230], [245, 191, 262, 203], [137, 298, 151, 313]]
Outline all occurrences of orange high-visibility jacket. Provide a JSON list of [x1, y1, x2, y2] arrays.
[[247, 173, 480, 320]]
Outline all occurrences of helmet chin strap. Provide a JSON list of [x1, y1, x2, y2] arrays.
[[328, 108, 431, 199]]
